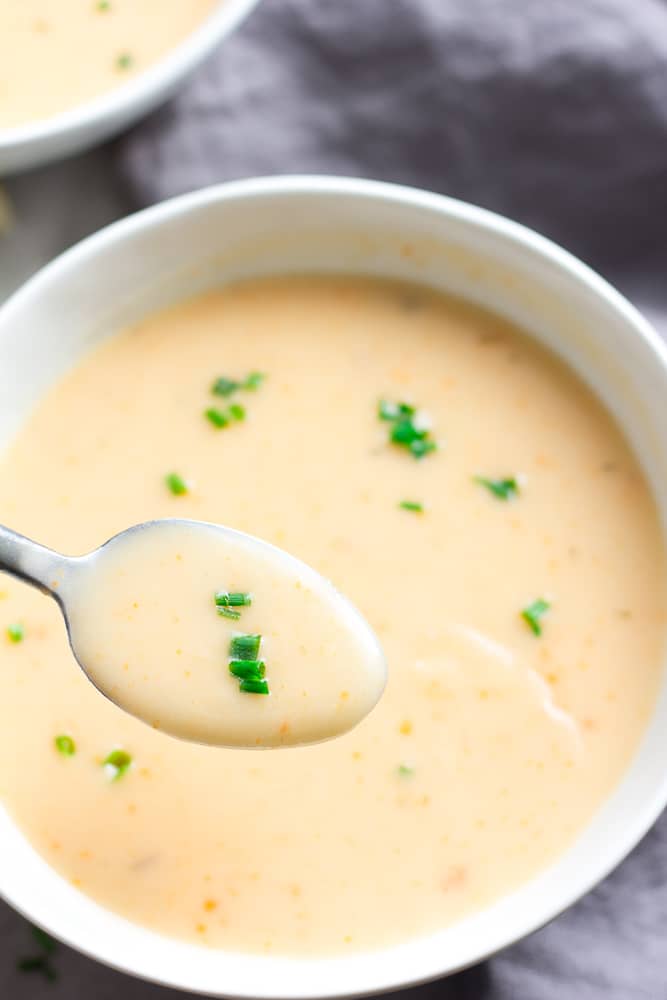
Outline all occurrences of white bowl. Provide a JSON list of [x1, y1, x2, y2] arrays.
[[1, 177, 666, 996], [0, 0, 260, 175]]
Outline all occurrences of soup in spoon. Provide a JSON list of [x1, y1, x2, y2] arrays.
[[65, 519, 386, 747]]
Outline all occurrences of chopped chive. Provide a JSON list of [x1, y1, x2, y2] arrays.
[[521, 598, 551, 637], [399, 500, 424, 513], [229, 403, 246, 421], [204, 407, 229, 429], [378, 400, 415, 420], [242, 371, 265, 391], [397, 763, 415, 777], [17, 924, 58, 981], [397, 402, 416, 417], [475, 476, 519, 501], [215, 591, 251, 620], [409, 438, 437, 459], [211, 376, 240, 397], [390, 419, 425, 446], [165, 472, 188, 496], [379, 398, 437, 459], [215, 591, 252, 607], [378, 400, 399, 421], [31, 926, 57, 954], [217, 607, 241, 620], [96, 0, 111, 10], [229, 659, 266, 680], [116, 52, 133, 70], [17, 956, 56, 981], [239, 678, 269, 695], [54, 734, 76, 757], [229, 633, 261, 660], [6, 622, 24, 643], [103, 748, 132, 781]]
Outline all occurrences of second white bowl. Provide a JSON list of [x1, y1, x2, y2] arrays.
[[0, 0, 260, 175]]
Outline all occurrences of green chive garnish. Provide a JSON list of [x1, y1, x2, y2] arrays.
[[116, 52, 133, 70], [212, 373, 265, 397], [228, 635, 269, 694], [215, 591, 252, 607], [229, 633, 261, 660], [96, 0, 111, 10], [397, 763, 415, 777], [165, 472, 188, 496], [399, 500, 424, 513], [242, 371, 265, 391], [211, 376, 240, 397], [229, 403, 246, 421], [6, 622, 24, 643], [54, 734, 76, 757], [475, 476, 519, 501], [17, 925, 58, 980], [379, 400, 415, 420], [204, 407, 229, 429], [390, 419, 425, 446], [409, 438, 437, 459], [521, 599, 551, 637], [378, 398, 437, 460], [17, 956, 56, 981], [229, 660, 266, 680], [215, 591, 251, 620], [103, 749, 132, 781], [378, 400, 398, 420], [31, 926, 57, 954], [239, 678, 269, 695]]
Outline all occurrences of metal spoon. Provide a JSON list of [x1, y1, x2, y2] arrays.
[[0, 519, 387, 748]]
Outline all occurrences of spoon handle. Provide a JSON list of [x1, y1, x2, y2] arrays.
[[0, 523, 70, 597]]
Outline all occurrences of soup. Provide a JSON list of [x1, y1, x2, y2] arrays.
[[66, 518, 386, 747], [0, 276, 664, 955], [0, 0, 218, 129]]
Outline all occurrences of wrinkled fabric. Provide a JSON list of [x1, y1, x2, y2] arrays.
[[120, 0, 667, 310], [4, 1, 667, 997]]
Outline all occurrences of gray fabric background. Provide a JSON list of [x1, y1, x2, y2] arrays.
[[119, 0, 667, 313], [2, 0, 667, 996]]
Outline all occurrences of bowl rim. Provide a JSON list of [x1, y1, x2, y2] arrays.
[[0, 0, 260, 153], [2, 175, 667, 998]]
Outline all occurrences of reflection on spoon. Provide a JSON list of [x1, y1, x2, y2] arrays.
[[0, 520, 387, 748]]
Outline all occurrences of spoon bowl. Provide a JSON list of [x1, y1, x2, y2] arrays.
[[0, 518, 387, 747]]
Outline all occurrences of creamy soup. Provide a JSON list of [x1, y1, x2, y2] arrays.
[[0, 0, 218, 129], [0, 277, 664, 956], [65, 518, 386, 747]]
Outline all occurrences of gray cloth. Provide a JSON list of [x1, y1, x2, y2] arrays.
[[120, 0, 667, 315], [4, 1, 667, 998]]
